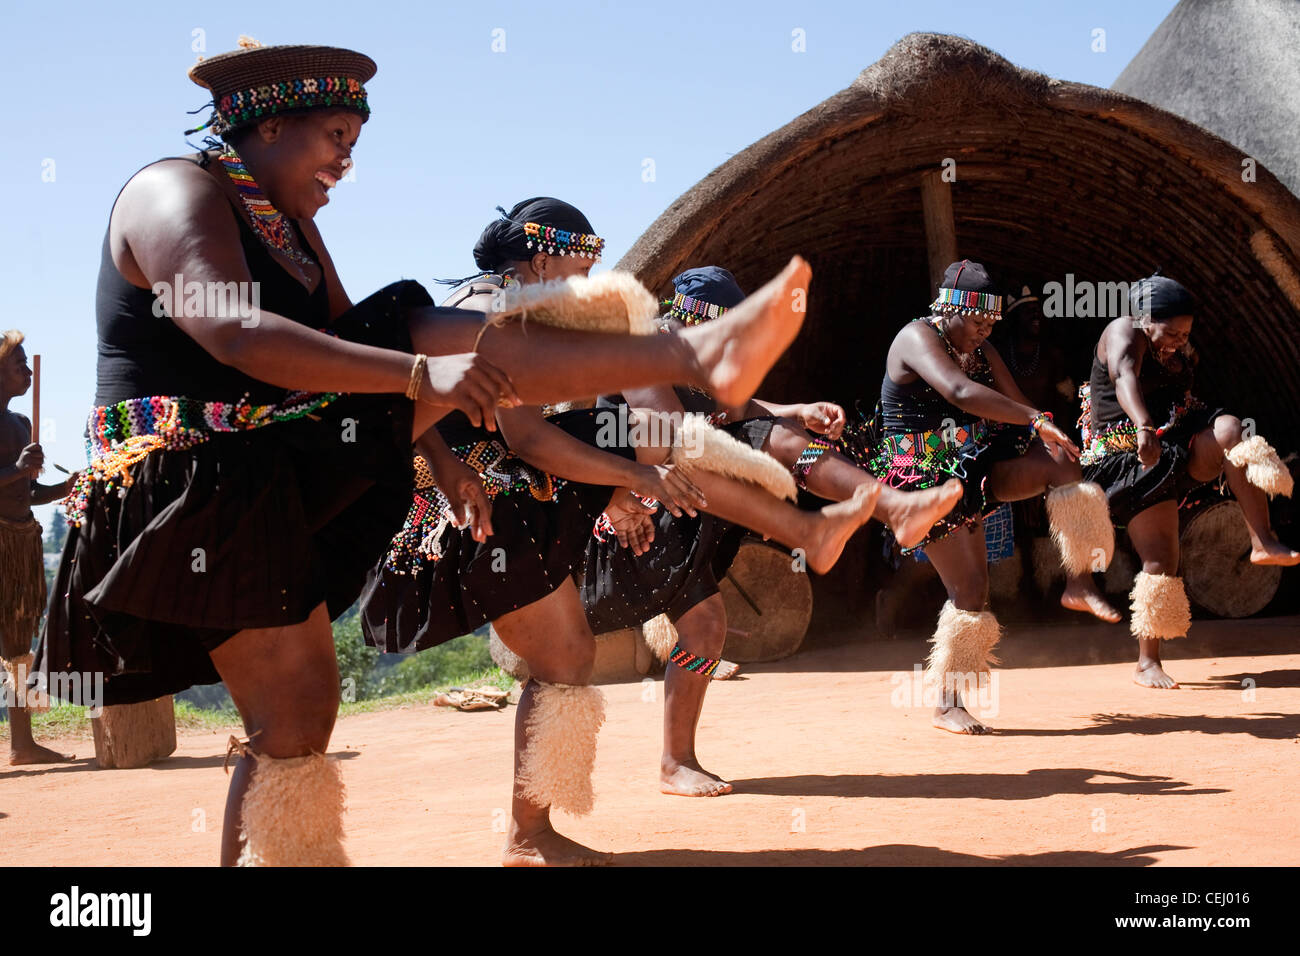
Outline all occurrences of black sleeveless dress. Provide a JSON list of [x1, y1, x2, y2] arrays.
[[1079, 343, 1222, 525], [578, 387, 777, 633], [35, 155, 424, 705], [840, 317, 1033, 552]]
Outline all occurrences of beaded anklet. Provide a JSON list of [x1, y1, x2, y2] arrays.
[[793, 436, 834, 490], [668, 643, 721, 677]]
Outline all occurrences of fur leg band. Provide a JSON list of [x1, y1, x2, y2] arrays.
[[641, 614, 678, 663], [493, 271, 659, 335], [1129, 571, 1191, 640], [1046, 481, 1115, 574], [517, 680, 606, 816], [1226, 435, 1294, 498], [925, 601, 1001, 700], [236, 752, 350, 866], [671, 413, 797, 501]]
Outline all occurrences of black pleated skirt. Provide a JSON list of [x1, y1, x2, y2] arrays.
[[578, 417, 775, 632], [360, 407, 635, 653], [1083, 406, 1223, 526], [35, 281, 424, 705]]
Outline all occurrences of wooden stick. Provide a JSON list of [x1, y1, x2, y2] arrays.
[[31, 354, 40, 444]]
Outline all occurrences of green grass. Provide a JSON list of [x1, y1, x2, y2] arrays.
[[0, 667, 518, 742]]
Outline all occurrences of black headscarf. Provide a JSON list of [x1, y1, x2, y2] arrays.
[[1129, 275, 1195, 321], [473, 197, 597, 272]]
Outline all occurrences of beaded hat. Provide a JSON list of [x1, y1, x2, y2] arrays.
[[664, 266, 746, 325], [188, 37, 376, 136], [930, 259, 1002, 318]]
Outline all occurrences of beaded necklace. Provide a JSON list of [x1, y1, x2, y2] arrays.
[[1008, 337, 1041, 377], [217, 145, 316, 267], [930, 316, 987, 376]]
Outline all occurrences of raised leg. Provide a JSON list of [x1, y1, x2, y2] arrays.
[[404, 256, 812, 438], [988, 442, 1120, 623], [686, 470, 879, 574], [761, 420, 962, 547], [1188, 418, 1300, 566]]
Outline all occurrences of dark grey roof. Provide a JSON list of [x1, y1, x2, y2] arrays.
[[1113, 0, 1300, 196]]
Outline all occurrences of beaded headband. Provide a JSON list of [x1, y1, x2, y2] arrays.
[[930, 287, 1003, 317], [664, 292, 728, 325], [523, 222, 605, 260], [188, 40, 376, 136]]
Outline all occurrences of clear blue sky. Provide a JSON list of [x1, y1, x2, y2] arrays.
[[4, 0, 1176, 527]]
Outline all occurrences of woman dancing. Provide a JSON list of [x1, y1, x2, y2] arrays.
[[34, 42, 811, 867], [1080, 274, 1297, 689], [363, 201, 880, 864], [846, 260, 1120, 735], [580, 266, 964, 796]]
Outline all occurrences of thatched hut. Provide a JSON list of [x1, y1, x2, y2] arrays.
[[618, 32, 1300, 632], [1113, 0, 1300, 199]]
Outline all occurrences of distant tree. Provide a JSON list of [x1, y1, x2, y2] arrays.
[[45, 511, 68, 554]]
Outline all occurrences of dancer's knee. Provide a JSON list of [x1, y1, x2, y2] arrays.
[[1213, 415, 1244, 448], [242, 670, 340, 757], [525, 641, 595, 686], [676, 601, 727, 657]]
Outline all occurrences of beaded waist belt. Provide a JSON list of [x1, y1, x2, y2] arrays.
[[1077, 384, 1206, 466], [860, 419, 992, 488], [64, 391, 337, 525], [385, 442, 567, 572], [877, 420, 989, 466]]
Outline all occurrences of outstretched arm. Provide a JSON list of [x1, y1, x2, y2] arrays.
[[496, 405, 707, 517], [113, 160, 517, 427]]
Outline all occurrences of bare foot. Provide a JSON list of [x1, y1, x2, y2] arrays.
[[661, 758, 733, 797], [9, 743, 76, 766], [1249, 540, 1300, 566], [804, 482, 881, 574], [933, 705, 991, 735], [885, 479, 964, 549], [711, 660, 740, 680], [1134, 659, 1179, 689], [502, 822, 613, 867], [1060, 581, 1122, 623], [690, 256, 811, 408]]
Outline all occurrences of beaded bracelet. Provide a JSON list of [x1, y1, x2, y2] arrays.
[[1030, 410, 1053, 433], [406, 354, 429, 401]]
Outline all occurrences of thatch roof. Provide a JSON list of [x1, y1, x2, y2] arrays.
[[1113, 0, 1300, 198], [619, 32, 1300, 447]]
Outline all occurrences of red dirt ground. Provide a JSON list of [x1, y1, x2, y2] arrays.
[[4, 615, 1297, 866]]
